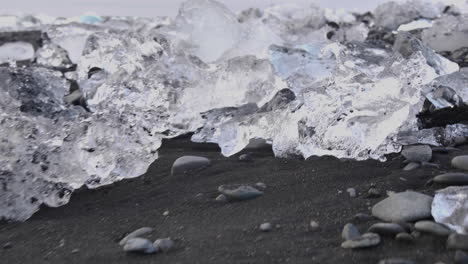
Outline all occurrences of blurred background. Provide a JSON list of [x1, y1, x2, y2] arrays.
[[1, 0, 466, 17]]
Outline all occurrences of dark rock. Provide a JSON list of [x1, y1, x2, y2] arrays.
[[353, 213, 373, 222], [367, 188, 381, 198], [455, 250, 468, 264], [3, 242, 12, 249], [403, 162, 420, 171], [414, 221, 452, 236], [447, 234, 468, 250], [395, 232, 414, 242], [368, 223, 406, 236], [433, 173, 468, 185]]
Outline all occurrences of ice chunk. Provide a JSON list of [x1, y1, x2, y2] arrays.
[[423, 71, 468, 109], [35, 41, 73, 69], [432, 186, 468, 234], [374, 0, 441, 30], [0, 41, 34, 63], [397, 124, 468, 146], [422, 15, 468, 53], [397, 19, 433, 31]]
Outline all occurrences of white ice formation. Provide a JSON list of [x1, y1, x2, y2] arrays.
[[1, 0, 468, 221], [432, 186, 468, 234]]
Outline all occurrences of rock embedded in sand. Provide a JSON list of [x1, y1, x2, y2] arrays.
[[346, 188, 357, 198], [433, 173, 468, 185], [342, 223, 360, 241], [372, 191, 433, 222], [452, 156, 468, 171], [368, 223, 406, 236], [119, 227, 154, 246], [238, 153, 253, 162], [403, 162, 420, 171], [395, 232, 414, 242], [341, 233, 381, 249], [218, 184, 263, 201], [153, 238, 174, 252], [259, 223, 273, 232], [171, 156, 211, 175], [310, 221, 320, 230], [377, 259, 415, 264], [414, 221, 452, 236], [123, 238, 157, 254], [254, 182, 267, 191], [401, 145, 432, 162], [447, 233, 468, 250], [215, 194, 228, 202]]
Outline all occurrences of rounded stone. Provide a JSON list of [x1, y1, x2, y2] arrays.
[[395, 232, 414, 242], [341, 233, 381, 249], [403, 162, 420, 171], [260, 222, 273, 232], [447, 233, 468, 250], [215, 194, 228, 202], [346, 188, 357, 198], [414, 221, 452, 236], [218, 184, 263, 201], [254, 182, 267, 191], [401, 145, 432, 162], [341, 223, 361, 241], [123, 238, 157, 254], [119, 227, 154, 246], [171, 156, 211, 175], [452, 156, 468, 171], [153, 238, 174, 252], [368, 223, 406, 236], [238, 153, 253, 162], [433, 173, 468, 185], [371, 191, 433, 222]]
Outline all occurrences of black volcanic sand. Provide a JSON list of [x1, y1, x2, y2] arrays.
[[1, 137, 467, 264]]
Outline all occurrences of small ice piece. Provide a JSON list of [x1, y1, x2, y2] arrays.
[[422, 71, 468, 109], [79, 13, 103, 24], [397, 19, 433, 32], [0, 41, 34, 63], [432, 186, 468, 234], [422, 15, 468, 53], [36, 42, 73, 69], [374, 1, 441, 30]]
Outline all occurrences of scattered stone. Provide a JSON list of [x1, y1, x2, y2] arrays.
[[455, 250, 468, 264], [123, 238, 157, 254], [371, 191, 433, 222], [347, 188, 357, 198], [153, 238, 174, 252], [378, 258, 415, 264], [71, 249, 80, 254], [171, 156, 211, 175], [341, 233, 381, 249], [415, 221, 452, 236], [238, 153, 253, 162], [342, 223, 361, 241], [452, 156, 468, 171], [403, 162, 420, 171], [421, 161, 440, 169], [254, 182, 267, 191], [432, 186, 468, 234], [163, 210, 170, 216], [367, 188, 381, 198], [260, 222, 273, 232], [433, 173, 468, 185], [368, 223, 406, 236], [395, 232, 414, 242], [215, 194, 227, 202], [447, 233, 468, 250], [119, 227, 154, 246], [401, 145, 432, 162], [218, 184, 263, 201], [3, 242, 12, 249], [353, 213, 373, 222], [310, 221, 320, 230]]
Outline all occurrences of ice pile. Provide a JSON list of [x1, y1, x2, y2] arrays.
[[1, 0, 468, 221]]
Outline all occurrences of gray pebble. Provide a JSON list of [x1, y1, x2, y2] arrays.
[[341, 233, 381, 249], [401, 145, 432, 162], [3, 242, 12, 249], [238, 154, 253, 162], [123, 238, 157, 254], [414, 221, 452, 236], [215, 194, 227, 202], [378, 258, 415, 264], [260, 222, 273, 232], [353, 213, 373, 222], [395, 232, 414, 242], [452, 155, 468, 171], [171, 156, 210, 175], [218, 184, 263, 201], [254, 182, 267, 191], [342, 223, 361, 241], [433, 173, 468, 185], [403, 162, 420, 171], [371, 191, 433, 222], [119, 227, 154, 246], [368, 223, 406, 236], [310, 221, 320, 230], [153, 238, 174, 252], [447, 233, 468, 250], [346, 188, 357, 198], [367, 188, 381, 198], [455, 250, 468, 264]]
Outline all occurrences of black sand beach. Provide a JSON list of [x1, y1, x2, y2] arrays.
[[0, 136, 462, 263]]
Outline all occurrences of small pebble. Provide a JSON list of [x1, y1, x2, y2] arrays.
[[342, 223, 360, 241], [367, 188, 381, 198], [119, 227, 154, 246], [353, 213, 373, 222], [346, 188, 357, 198], [71, 249, 80, 254], [447, 233, 468, 250], [218, 184, 263, 201], [310, 221, 320, 230], [341, 233, 381, 249], [254, 182, 267, 191], [414, 221, 452, 236], [433, 173, 468, 185], [153, 238, 174, 252], [3, 242, 12, 249], [395, 232, 414, 242], [378, 258, 415, 264], [368, 223, 406, 236], [123, 238, 157, 254], [403, 162, 420, 171], [455, 250, 468, 264], [452, 156, 468, 171], [238, 153, 253, 162], [215, 194, 227, 202], [260, 223, 273, 232], [163, 210, 170, 216]]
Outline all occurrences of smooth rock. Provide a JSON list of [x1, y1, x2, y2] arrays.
[[342, 223, 361, 241], [119, 227, 154, 246], [347, 188, 357, 198], [403, 162, 420, 171], [447, 233, 468, 250], [415, 221, 452, 236], [401, 145, 432, 162], [254, 182, 267, 191], [123, 238, 157, 254], [153, 238, 174, 252], [452, 156, 468, 171], [353, 213, 373, 222], [368, 223, 406, 236], [171, 156, 211, 175], [378, 259, 415, 264], [395, 232, 414, 242], [218, 184, 263, 201], [455, 250, 468, 264], [372, 191, 433, 222], [238, 153, 253, 162], [433, 173, 468, 185], [260, 222, 273, 232], [310, 221, 320, 230], [341, 233, 381, 249], [215, 194, 227, 202]]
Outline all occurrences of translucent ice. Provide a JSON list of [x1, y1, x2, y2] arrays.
[[432, 186, 468, 234], [421, 15, 468, 53], [0, 41, 35, 63]]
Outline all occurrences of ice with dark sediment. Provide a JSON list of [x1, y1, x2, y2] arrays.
[[1, 0, 468, 221]]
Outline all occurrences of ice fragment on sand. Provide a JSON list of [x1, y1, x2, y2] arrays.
[[432, 186, 468, 234]]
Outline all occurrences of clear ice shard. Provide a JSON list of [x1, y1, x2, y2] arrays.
[[397, 124, 468, 146], [422, 14, 468, 53], [423, 71, 468, 109], [432, 186, 468, 234], [0, 41, 35, 63]]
